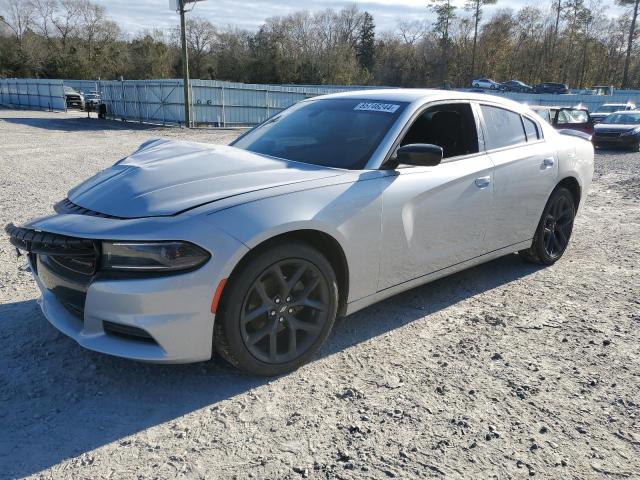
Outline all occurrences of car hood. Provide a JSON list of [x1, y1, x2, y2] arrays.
[[594, 124, 639, 132], [67, 138, 346, 218]]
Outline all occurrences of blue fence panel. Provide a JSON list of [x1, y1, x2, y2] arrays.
[[6, 77, 640, 126], [0, 79, 65, 111]]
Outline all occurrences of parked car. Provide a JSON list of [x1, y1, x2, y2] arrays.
[[63, 86, 85, 110], [6, 90, 594, 376], [590, 86, 615, 96], [530, 105, 594, 135], [592, 111, 640, 151], [590, 102, 635, 124], [472, 78, 501, 90], [533, 82, 570, 94], [500, 80, 533, 93], [84, 91, 101, 110]]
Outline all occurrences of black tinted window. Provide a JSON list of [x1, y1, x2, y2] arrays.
[[400, 103, 478, 159], [523, 117, 539, 140], [481, 105, 527, 149]]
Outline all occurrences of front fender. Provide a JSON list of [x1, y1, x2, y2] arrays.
[[203, 179, 387, 303]]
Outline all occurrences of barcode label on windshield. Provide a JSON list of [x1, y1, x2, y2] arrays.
[[354, 102, 400, 113]]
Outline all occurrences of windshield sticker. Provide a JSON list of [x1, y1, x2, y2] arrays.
[[354, 102, 400, 113]]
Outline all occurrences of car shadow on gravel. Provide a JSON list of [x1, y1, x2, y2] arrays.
[[0, 253, 542, 478], [1, 114, 157, 132]]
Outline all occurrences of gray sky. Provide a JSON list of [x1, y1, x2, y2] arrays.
[[93, 0, 623, 37]]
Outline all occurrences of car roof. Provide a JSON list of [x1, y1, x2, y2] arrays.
[[316, 88, 531, 112]]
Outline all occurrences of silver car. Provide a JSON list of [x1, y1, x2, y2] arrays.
[[6, 90, 594, 375]]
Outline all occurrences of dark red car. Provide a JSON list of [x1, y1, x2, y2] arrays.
[[530, 106, 594, 135]]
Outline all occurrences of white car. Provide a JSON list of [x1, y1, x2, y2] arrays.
[[7, 90, 594, 375], [472, 78, 501, 90]]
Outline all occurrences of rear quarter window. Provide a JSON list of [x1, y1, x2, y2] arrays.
[[523, 117, 540, 141]]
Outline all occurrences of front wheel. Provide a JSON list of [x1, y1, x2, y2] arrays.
[[519, 187, 576, 265], [214, 242, 338, 376]]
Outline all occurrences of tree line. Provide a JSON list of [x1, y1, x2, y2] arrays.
[[1, 0, 639, 89]]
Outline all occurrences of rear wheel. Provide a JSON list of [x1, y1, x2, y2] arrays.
[[519, 187, 576, 265], [214, 242, 338, 376]]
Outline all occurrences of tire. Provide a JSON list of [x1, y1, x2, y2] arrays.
[[473, 83, 479, 88], [214, 241, 338, 376], [519, 186, 576, 266], [630, 141, 640, 152]]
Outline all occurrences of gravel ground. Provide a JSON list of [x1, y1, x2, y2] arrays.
[[0, 108, 638, 480]]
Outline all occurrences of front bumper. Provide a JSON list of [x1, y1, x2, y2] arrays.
[[593, 134, 639, 148], [8, 213, 249, 363]]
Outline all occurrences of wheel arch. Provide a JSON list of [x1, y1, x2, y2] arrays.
[[221, 229, 350, 317], [557, 176, 582, 209]]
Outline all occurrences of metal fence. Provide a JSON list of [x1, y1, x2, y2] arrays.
[[97, 79, 387, 127], [4, 76, 640, 127], [0, 78, 66, 111], [493, 91, 640, 111]]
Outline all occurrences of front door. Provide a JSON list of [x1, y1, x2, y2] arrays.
[[377, 101, 495, 291], [378, 155, 494, 290]]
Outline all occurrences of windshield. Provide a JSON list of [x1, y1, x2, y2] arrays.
[[232, 98, 407, 169], [602, 112, 640, 124], [598, 105, 627, 113]]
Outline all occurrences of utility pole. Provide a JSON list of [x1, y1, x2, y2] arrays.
[[179, 0, 191, 128]]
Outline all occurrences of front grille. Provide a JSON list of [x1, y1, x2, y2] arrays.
[[37, 255, 93, 320], [54, 198, 121, 219], [594, 131, 622, 138], [48, 254, 96, 276], [6, 223, 98, 258], [6, 224, 99, 321]]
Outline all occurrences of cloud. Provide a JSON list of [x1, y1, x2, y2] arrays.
[[92, 0, 622, 37]]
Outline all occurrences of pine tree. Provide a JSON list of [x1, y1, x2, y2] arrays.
[[429, 0, 456, 83], [466, 0, 498, 81], [357, 12, 376, 73]]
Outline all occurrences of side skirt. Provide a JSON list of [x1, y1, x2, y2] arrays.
[[344, 240, 532, 316]]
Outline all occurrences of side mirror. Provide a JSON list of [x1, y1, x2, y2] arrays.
[[396, 144, 443, 167]]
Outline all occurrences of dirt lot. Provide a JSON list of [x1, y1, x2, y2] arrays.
[[0, 108, 638, 480]]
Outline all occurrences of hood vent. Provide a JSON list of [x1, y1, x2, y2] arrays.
[[54, 198, 122, 219]]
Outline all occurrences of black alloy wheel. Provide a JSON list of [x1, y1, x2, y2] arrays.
[[541, 193, 574, 259], [214, 242, 338, 376], [240, 259, 330, 364], [519, 186, 576, 265]]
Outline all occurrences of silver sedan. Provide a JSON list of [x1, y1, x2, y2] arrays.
[[6, 90, 594, 375]]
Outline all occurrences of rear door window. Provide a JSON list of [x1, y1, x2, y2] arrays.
[[480, 105, 527, 150]]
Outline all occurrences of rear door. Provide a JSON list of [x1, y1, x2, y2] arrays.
[[479, 104, 558, 249]]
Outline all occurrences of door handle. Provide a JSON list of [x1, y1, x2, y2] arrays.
[[542, 157, 555, 168], [474, 176, 491, 188]]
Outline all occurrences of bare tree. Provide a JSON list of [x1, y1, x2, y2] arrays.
[[618, 0, 640, 87], [0, 0, 35, 44]]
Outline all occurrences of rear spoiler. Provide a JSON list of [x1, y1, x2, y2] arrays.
[[558, 129, 592, 142]]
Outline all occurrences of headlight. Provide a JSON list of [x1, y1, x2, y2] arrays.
[[620, 127, 640, 136], [101, 241, 210, 272]]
